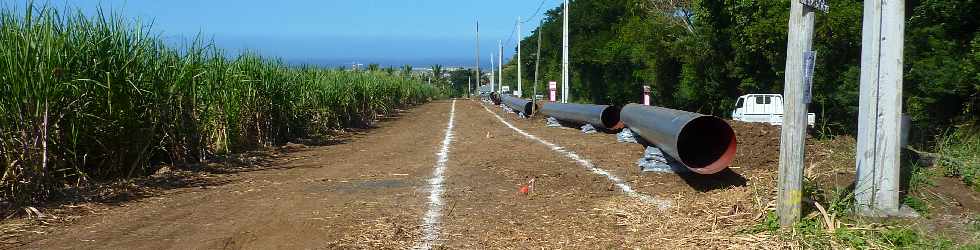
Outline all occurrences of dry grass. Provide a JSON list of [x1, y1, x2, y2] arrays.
[[595, 167, 795, 249], [327, 215, 422, 249]]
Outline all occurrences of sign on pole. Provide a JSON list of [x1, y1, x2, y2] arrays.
[[800, 0, 829, 13], [803, 51, 817, 104]]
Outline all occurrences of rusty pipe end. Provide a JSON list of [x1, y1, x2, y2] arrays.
[[600, 106, 623, 130], [610, 121, 625, 130], [677, 116, 737, 175]]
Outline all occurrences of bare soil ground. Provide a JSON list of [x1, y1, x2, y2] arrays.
[[2, 99, 977, 249]]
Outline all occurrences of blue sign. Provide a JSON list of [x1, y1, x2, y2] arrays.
[[803, 51, 817, 104]]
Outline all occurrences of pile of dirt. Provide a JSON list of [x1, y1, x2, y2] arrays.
[[728, 121, 783, 172]]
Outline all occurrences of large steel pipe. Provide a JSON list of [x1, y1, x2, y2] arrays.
[[477, 86, 501, 105], [539, 103, 624, 130], [621, 104, 737, 175], [481, 92, 501, 105], [501, 94, 532, 115]]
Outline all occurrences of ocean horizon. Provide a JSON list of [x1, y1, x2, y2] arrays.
[[285, 58, 491, 69]]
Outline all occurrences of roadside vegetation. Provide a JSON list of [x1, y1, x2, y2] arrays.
[[936, 128, 980, 191], [727, 133, 979, 248], [503, 0, 978, 141], [750, 182, 961, 248], [484, 0, 980, 247], [0, 3, 444, 209]]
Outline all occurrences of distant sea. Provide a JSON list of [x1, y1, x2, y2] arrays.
[[285, 58, 491, 69]]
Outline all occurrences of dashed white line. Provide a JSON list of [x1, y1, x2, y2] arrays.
[[415, 99, 456, 249], [481, 103, 671, 210]]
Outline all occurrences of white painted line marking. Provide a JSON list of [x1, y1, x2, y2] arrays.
[[481, 103, 671, 210], [415, 100, 456, 249]]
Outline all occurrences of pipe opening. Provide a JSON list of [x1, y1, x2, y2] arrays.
[[522, 103, 533, 115], [600, 106, 622, 129], [676, 116, 737, 172]]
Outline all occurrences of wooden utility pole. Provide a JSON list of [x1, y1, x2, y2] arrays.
[[778, 0, 821, 227], [498, 40, 503, 93], [855, 0, 909, 217], [490, 53, 495, 93], [533, 20, 542, 114], [561, 0, 570, 103]]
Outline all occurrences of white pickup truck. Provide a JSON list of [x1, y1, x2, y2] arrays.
[[732, 94, 815, 127]]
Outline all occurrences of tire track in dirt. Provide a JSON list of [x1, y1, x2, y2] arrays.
[[19, 101, 457, 249]]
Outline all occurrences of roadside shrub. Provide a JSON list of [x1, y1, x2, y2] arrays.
[[936, 126, 980, 191]]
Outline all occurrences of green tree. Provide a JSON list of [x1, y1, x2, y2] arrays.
[[508, 0, 979, 142], [431, 64, 443, 79], [401, 64, 413, 77]]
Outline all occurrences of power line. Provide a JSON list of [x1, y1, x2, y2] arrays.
[[502, 0, 557, 59], [524, 0, 553, 24], [502, 19, 519, 48]]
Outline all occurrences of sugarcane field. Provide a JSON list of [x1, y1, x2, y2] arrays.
[[2, 0, 979, 249]]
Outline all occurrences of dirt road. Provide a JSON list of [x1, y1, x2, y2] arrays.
[[12, 99, 788, 249]]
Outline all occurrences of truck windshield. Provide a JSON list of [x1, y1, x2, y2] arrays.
[[735, 98, 744, 108]]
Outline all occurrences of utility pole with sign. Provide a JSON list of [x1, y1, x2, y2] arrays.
[[778, 0, 825, 227]]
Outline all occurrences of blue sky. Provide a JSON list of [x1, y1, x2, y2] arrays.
[[10, 0, 562, 67]]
